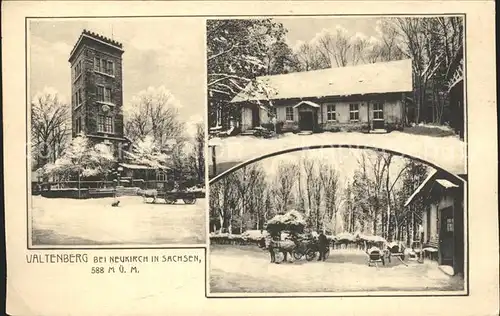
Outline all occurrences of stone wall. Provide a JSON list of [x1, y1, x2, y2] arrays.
[[70, 39, 124, 139]]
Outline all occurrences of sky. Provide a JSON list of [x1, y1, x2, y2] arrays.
[[29, 18, 206, 137]]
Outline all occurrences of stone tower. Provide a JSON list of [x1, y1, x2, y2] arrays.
[[68, 29, 129, 158]]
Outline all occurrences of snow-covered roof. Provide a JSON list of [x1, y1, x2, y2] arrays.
[[119, 163, 169, 170], [293, 100, 321, 108], [231, 59, 413, 103], [435, 179, 459, 189], [404, 169, 438, 207], [404, 171, 463, 207]]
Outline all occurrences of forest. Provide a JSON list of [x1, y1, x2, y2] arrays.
[[209, 149, 430, 245], [207, 17, 464, 127]]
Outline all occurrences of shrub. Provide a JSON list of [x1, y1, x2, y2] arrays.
[[342, 125, 367, 133], [261, 121, 285, 134], [328, 126, 341, 133], [209, 232, 263, 246]]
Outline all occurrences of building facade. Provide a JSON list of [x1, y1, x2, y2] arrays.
[[405, 169, 465, 276], [68, 29, 130, 157], [231, 59, 413, 133]]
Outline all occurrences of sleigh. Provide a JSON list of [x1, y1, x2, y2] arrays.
[[386, 242, 406, 262], [140, 188, 202, 205], [367, 248, 385, 267]]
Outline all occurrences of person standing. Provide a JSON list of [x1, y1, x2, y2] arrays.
[[317, 231, 328, 261]]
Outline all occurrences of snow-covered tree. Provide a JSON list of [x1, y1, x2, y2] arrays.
[[31, 88, 71, 169], [125, 135, 169, 169], [124, 86, 186, 148], [207, 19, 295, 127], [43, 135, 114, 181]]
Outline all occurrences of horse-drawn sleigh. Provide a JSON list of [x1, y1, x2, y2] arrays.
[[265, 232, 330, 264], [139, 188, 201, 205]]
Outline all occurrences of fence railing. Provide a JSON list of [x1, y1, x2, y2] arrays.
[[32, 180, 203, 193]]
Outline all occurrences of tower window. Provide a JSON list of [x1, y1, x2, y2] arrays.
[[98, 115, 114, 133], [106, 61, 114, 76], [94, 57, 101, 72], [74, 60, 82, 79], [97, 86, 103, 101], [97, 85, 112, 103], [104, 87, 112, 103], [74, 89, 83, 106], [75, 117, 83, 134], [94, 57, 115, 76]]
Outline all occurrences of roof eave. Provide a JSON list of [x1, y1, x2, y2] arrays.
[[404, 170, 438, 207], [68, 34, 124, 62], [233, 89, 412, 104]]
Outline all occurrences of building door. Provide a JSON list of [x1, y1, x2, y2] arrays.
[[372, 102, 385, 129], [252, 107, 260, 127], [439, 206, 454, 266], [299, 111, 314, 131]]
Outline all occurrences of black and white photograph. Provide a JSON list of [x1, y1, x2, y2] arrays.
[[207, 16, 466, 177], [206, 15, 468, 296], [209, 146, 466, 294], [29, 18, 207, 246], [3, 1, 499, 315]]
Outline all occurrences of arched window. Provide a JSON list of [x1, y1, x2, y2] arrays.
[[156, 171, 167, 182]]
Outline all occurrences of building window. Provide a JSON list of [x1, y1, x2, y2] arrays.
[[106, 61, 114, 76], [98, 115, 114, 133], [74, 60, 82, 79], [94, 57, 101, 72], [104, 87, 112, 103], [216, 107, 222, 126], [97, 86, 112, 103], [327, 104, 336, 121], [157, 172, 167, 182], [74, 89, 83, 106], [349, 103, 359, 121], [97, 86, 104, 102], [75, 117, 82, 134], [270, 107, 278, 119], [285, 106, 294, 121], [94, 57, 114, 76], [446, 218, 454, 232], [373, 102, 384, 120]]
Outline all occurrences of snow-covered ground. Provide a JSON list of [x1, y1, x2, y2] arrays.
[[31, 195, 206, 246], [209, 245, 464, 293], [209, 131, 466, 176]]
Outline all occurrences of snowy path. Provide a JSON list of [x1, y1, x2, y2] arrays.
[[209, 132, 466, 175], [209, 246, 464, 293], [31, 196, 206, 245]]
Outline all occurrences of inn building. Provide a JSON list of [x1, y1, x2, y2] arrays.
[[229, 59, 413, 134]]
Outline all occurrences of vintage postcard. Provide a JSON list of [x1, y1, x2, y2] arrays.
[[3, 1, 499, 316]]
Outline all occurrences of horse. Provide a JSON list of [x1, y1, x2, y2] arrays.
[[268, 239, 296, 264], [334, 239, 352, 250], [139, 189, 157, 203]]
